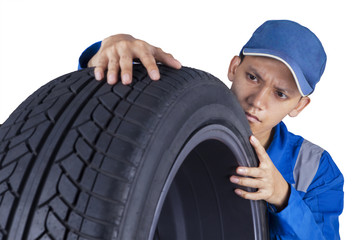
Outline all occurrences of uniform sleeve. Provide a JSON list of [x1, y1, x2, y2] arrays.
[[78, 41, 102, 70], [268, 151, 344, 240]]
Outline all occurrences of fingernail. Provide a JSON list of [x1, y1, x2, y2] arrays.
[[122, 74, 131, 85], [95, 71, 102, 80], [150, 70, 160, 80], [250, 135, 256, 143], [108, 73, 116, 84], [237, 168, 246, 175], [235, 189, 243, 196], [175, 59, 182, 68], [230, 176, 239, 183]]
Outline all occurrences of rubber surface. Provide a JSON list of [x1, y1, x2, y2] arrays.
[[0, 65, 268, 239]]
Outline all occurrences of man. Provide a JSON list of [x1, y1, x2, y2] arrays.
[[78, 20, 344, 239]]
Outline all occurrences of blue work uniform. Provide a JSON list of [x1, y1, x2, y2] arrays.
[[267, 121, 343, 240], [78, 41, 102, 70], [78, 42, 344, 240]]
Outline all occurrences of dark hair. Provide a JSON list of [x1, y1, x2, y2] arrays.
[[239, 53, 245, 62]]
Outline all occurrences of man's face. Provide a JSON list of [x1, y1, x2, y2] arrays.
[[228, 55, 310, 145]]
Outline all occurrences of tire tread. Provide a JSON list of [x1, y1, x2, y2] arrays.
[[0, 65, 224, 239]]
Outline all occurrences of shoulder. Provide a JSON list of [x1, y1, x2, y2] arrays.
[[281, 124, 343, 192], [292, 134, 342, 181], [293, 136, 343, 193], [281, 123, 327, 162]]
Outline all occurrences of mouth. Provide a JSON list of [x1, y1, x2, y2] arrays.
[[245, 112, 260, 123]]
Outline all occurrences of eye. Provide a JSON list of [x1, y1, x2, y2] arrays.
[[247, 73, 257, 82], [276, 91, 287, 99]]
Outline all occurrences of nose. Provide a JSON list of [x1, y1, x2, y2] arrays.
[[247, 87, 269, 110]]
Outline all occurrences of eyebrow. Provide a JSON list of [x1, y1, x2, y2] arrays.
[[247, 66, 296, 95], [275, 86, 293, 95]]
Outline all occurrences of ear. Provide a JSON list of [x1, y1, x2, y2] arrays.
[[288, 97, 311, 117], [228, 56, 241, 82]]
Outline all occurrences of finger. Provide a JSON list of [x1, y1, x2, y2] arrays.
[[154, 47, 182, 69], [94, 67, 105, 81], [138, 52, 160, 80], [234, 189, 265, 201], [250, 135, 269, 163], [236, 166, 264, 178], [93, 56, 108, 81], [107, 57, 120, 85], [119, 54, 133, 85], [230, 176, 264, 189]]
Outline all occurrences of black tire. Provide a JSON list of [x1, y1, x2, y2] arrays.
[[0, 65, 268, 240]]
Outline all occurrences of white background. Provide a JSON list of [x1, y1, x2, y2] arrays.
[[1, 0, 359, 238]]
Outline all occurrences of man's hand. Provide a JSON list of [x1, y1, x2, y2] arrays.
[[230, 136, 290, 211], [88, 34, 182, 85]]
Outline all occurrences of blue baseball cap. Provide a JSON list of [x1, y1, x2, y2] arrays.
[[240, 20, 327, 96]]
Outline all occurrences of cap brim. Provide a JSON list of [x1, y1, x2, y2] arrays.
[[243, 48, 313, 96]]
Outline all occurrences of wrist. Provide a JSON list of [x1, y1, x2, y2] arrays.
[[273, 182, 290, 212]]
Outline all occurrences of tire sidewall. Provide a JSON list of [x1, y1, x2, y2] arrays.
[[118, 80, 256, 239]]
